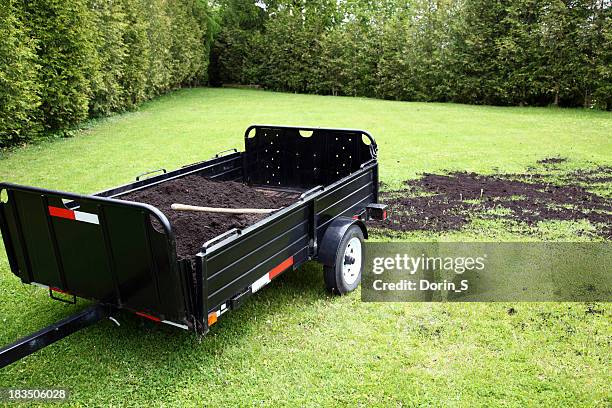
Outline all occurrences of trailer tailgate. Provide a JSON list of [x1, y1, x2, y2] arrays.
[[0, 183, 190, 324]]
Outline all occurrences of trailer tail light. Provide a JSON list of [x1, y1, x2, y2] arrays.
[[251, 256, 294, 293], [366, 203, 388, 221]]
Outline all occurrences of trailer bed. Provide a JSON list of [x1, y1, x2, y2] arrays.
[[119, 175, 300, 258]]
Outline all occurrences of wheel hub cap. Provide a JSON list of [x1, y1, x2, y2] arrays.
[[342, 237, 362, 285]]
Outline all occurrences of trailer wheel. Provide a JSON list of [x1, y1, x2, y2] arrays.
[[324, 225, 364, 295]]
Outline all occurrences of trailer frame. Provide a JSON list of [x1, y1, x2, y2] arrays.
[[0, 125, 384, 367]]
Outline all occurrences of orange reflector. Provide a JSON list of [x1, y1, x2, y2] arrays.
[[269, 256, 294, 279], [208, 312, 218, 326]]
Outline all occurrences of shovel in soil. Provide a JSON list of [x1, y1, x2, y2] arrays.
[[171, 203, 279, 214]]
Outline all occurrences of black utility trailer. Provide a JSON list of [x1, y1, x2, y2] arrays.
[[0, 125, 386, 367]]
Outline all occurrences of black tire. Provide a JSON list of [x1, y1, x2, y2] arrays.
[[323, 225, 365, 295]]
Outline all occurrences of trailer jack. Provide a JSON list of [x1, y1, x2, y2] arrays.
[[0, 304, 107, 368]]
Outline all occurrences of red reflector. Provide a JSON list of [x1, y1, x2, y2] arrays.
[[50, 286, 70, 295], [269, 256, 294, 279], [48, 206, 75, 220], [383, 210, 387, 220], [135, 311, 161, 322], [352, 215, 359, 220]]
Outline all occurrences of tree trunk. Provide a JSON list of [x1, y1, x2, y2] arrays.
[[584, 91, 591, 108]]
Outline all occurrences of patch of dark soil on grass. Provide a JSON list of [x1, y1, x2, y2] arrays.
[[513, 165, 612, 188], [566, 166, 612, 185], [121, 175, 297, 258], [373, 163, 612, 239], [537, 157, 567, 165]]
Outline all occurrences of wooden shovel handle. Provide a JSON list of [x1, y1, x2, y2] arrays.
[[171, 203, 278, 214]]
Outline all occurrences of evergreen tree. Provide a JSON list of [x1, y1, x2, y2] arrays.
[[0, 1, 41, 142], [22, 0, 97, 131]]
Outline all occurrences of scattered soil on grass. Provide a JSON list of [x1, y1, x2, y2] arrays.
[[120, 175, 297, 258], [566, 166, 612, 185], [537, 157, 567, 165], [521, 165, 612, 187], [373, 160, 612, 238]]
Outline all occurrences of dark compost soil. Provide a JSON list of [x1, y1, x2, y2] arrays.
[[537, 157, 567, 165], [120, 175, 298, 258], [372, 160, 612, 239]]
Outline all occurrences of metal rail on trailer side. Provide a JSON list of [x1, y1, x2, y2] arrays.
[[0, 125, 386, 367]]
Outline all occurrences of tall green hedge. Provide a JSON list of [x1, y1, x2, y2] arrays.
[[0, 0, 211, 147], [210, 0, 611, 110], [22, 0, 97, 131], [2, 0, 608, 148], [0, 2, 40, 144]]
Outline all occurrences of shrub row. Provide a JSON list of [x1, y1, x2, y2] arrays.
[[0, 0, 211, 147], [210, 0, 611, 110]]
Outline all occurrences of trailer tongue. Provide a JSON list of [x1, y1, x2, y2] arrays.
[[0, 125, 386, 368], [0, 305, 107, 368]]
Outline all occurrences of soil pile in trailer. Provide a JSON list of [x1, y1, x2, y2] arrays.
[[120, 174, 298, 258]]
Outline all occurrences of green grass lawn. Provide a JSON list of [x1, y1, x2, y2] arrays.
[[0, 88, 610, 406]]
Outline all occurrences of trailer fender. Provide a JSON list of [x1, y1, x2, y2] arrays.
[[318, 217, 367, 267]]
